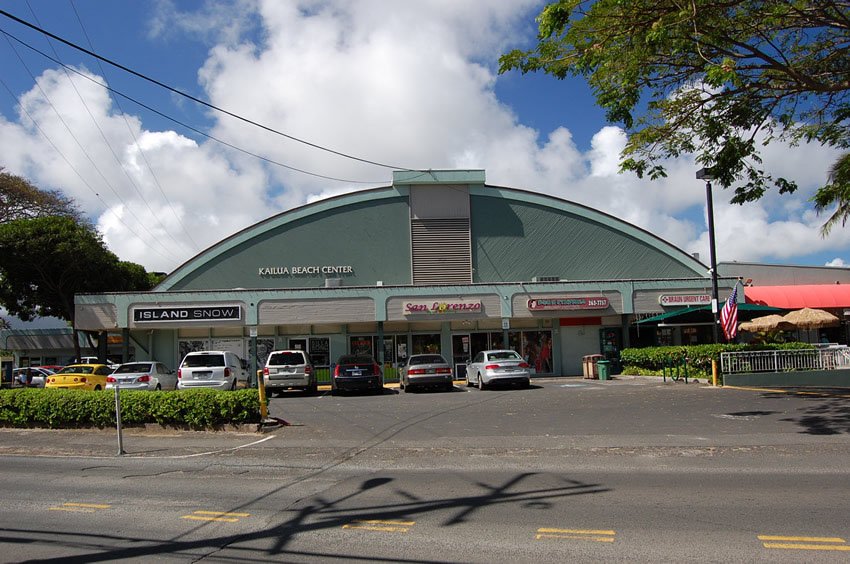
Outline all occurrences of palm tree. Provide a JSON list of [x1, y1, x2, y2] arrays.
[[814, 152, 850, 235]]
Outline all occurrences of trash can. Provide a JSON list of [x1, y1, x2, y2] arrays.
[[582, 354, 603, 379], [597, 360, 611, 381]]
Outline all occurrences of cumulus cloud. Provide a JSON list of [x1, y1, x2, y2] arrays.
[[0, 0, 847, 273]]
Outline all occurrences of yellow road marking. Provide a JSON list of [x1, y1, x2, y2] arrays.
[[182, 515, 240, 523], [759, 534, 847, 551], [180, 510, 250, 523], [536, 528, 616, 543], [758, 535, 845, 543], [763, 543, 850, 551], [342, 519, 415, 533], [49, 502, 111, 513]]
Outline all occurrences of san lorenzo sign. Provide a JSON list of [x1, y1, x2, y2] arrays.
[[404, 300, 482, 315], [133, 305, 242, 323]]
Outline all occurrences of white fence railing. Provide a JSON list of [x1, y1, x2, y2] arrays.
[[721, 347, 850, 375]]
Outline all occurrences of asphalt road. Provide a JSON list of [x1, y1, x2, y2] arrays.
[[0, 376, 848, 563]]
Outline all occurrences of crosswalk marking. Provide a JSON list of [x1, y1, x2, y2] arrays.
[[759, 534, 849, 551], [181, 510, 251, 523], [342, 519, 415, 533], [49, 502, 111, 513], [536, 527, 616, 543]]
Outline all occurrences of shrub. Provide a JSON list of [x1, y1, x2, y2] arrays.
[[620, 342, 816, 380], [0, 388, 261, 430]]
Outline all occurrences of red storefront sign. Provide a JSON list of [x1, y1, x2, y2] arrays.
[[527, 297, 609, 311]]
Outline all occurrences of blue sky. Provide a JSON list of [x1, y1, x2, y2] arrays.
[[1, 0, 848, 282]]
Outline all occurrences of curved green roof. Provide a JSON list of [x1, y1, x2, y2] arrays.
[[156, 181, 707, 292]]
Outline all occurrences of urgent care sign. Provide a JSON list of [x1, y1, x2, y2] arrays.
[[658, 294, 711, 306]]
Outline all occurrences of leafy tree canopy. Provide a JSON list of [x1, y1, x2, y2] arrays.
[[0, 168, 85, 225], [0, 216, 154, 324], [500, 0, 850, 233]]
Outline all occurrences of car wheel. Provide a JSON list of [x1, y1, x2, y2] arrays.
[[404, 383, 413, 393], [94, 385, 102, 391], [155, 384, 162, 391], [465, 372, 473, 387], [230, 380, 237, 391], [444, 382, 454, 392], [307, 381, 318, 394], [522, 378, 531, 388], [477, 372, 485, 391]]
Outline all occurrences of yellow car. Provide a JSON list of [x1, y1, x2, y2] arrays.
[[45, 364, 112, 391]]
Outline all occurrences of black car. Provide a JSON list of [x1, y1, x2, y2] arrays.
[[332, 354, 383, 393]]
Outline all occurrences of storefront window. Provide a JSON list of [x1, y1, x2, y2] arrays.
[[520, 331, 553, 373], [309, 337, 330, 368], [349, 336, 375, 357], [411, 334, 441, 355]]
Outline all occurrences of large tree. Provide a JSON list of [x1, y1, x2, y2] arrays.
[[0, 217, 155, 360], [0, 168, 85, 225], [500, 0, 850, 233]]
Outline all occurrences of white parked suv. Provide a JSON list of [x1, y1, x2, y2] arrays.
[[177, 351, 248, 391], [263, 350, 316, 395]]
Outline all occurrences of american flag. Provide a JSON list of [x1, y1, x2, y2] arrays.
[[720, 285, 739, 341]]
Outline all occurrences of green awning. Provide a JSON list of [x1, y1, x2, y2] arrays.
[[635, 303, 782, 325]]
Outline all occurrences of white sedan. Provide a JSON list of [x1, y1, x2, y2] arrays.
[[106, 361, 177, 391], [465, 349, 531, 390], [13, 367, 55, 388]]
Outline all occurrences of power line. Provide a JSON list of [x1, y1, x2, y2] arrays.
[[1, 33, 183, 263], [23, 0, 196, 255], [0, 76, 181, 265], [68, 0, 201, 252], [0, 26, 388, 185], [0, 8, 425, 173]]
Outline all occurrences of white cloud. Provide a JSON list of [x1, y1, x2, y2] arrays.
[[825, 258, 847, 267], [1, 0, 847, 275]]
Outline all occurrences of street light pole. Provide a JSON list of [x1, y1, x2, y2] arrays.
[[697, 167, 720, 344]]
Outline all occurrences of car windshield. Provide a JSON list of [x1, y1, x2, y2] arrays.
[[268, 352, 306, 365], [113, 363, 152, 374], [487, 351, 521, 361], [410, 355, 447, 365], [182, 354, 225, 367], [58, 365, 94, 374], [338, 355, 374, 365]]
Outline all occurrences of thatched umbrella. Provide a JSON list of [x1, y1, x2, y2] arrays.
[[738, 314, 794, 333], [782, 308, 840, 330]]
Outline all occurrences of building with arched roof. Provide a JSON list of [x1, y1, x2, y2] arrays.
[[70, 169, 732, 380]]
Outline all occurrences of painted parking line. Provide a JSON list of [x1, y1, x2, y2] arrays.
[[181, 510, 251, 523], [342, 519, 415, 533], [49, 502, 111, 513], [759, 535, 849, 551], [535, 528, 616, 543]]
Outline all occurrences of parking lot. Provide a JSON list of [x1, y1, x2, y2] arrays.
[[1, 376, 848, 562]]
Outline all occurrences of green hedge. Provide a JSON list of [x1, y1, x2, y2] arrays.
[[0, 388, 261, 430], [620, 342, 816, 379]]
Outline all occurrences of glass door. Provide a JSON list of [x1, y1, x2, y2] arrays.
[[452, 334, 471, 380]]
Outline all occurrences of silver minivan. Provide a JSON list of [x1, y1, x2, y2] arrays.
[[177, 351, 247, 391], [263, 350, 316, 395]]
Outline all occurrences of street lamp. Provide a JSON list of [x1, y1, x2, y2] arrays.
[[696, 167, 720, 343]]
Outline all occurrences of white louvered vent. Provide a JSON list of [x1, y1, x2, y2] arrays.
[[411, 218, 472, 285]]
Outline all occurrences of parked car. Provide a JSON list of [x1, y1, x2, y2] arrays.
[[72, 356, 119, 369], [177, 351, 248, 391], [332, 354, 383, 394], [465, 350, 531, 390], [399, 354, 453, 392], [12, 367, 55, 388], [106, 362, 177, 391], [45, 364, 112, 391], [263, 350, 316, 395]]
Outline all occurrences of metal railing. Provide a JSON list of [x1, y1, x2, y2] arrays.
[[721, 347, 850, 374]]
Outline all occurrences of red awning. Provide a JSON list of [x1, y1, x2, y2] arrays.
[[744, 284, 850, 309]]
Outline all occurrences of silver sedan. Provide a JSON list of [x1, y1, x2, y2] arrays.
[[106, 362, 177, 391], [400, 354, 454, 392], [465, 349, 531, 390]]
